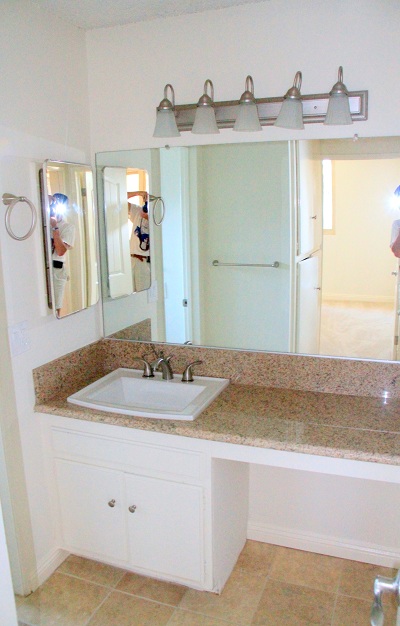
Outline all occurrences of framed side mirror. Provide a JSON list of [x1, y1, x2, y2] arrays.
[[39, 160, 99, 318]]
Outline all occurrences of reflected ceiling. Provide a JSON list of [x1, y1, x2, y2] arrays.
[[34, 0, 269, 30]]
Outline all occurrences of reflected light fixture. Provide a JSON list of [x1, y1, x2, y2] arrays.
[[153, 84, 180, 138], [233, 75, 262, 132], [324, 66, 353, 126], [192, 79, 219, 134], [274, 71, 304, 130]]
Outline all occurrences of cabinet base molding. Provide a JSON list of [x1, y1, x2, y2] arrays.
[[63, 547, 211, 592], [30, 548, 70, 592], [247, 521, 400, 569]]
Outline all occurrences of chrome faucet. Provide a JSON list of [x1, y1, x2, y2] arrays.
[[132, 358, 154, 378], [152, 356, 174, 380], [182, 360, 203, 382]]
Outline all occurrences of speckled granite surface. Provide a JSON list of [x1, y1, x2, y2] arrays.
[[33, 339, 400, 467]]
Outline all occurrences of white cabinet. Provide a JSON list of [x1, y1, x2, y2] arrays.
[[125, 474, 203, 582], [55, 458, 204, 584], [55, 459, 128, 562], [50, 430, 206, 587], [41, 416, 249, 592]]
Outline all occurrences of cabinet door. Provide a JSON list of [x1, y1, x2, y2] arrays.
[[55, 459, 128, 562], [125, 474, 204, 585]]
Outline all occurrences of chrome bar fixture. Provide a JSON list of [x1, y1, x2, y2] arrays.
[[212, 260, 279, 268], [153, 67, 368, 136]]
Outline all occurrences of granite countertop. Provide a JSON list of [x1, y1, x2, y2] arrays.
[[35, 383, 400, 467]]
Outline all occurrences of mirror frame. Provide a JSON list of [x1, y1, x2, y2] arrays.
[[39, 159, 100, 319]]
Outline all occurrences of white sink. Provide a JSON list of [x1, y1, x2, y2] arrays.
[[67, 368, 229, 421]]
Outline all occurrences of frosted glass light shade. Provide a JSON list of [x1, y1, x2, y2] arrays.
[[324, 93, 352, 125], [192, 106, 219, 134], [275, 98, 304, 129], [233, 102, 262, 132], [153, 109, 180, 137]]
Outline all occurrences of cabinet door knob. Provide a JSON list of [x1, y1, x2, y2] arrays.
[[108, 499, 116, 508], [128, 504, 137, 513]]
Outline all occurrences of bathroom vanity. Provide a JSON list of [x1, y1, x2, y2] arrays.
[[35, 343, 400, 593], [39, 413, 248, 592]]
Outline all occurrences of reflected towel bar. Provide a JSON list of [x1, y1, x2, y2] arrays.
[[212, 260, 279, 268]]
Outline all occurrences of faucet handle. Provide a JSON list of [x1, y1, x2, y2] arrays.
[[132, 358, 154, 378], [182, 360, 203, 383]]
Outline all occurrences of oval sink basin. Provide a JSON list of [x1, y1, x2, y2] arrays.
[[67, 368, 229, 420]]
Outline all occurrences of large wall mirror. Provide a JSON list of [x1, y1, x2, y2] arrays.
[[96, 137, 400, 362], [40, 160, 99, 318]]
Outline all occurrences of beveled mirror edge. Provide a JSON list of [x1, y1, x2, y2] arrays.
[[39, 165, 53, 310], [39, 159, 100, 319]]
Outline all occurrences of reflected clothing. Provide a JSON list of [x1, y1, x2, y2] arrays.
[[52, 219, 75, 262], [129, 203, 150, 291], [129, 204, 150, 257], [53, 265, 69, 311], [391, 219, 400, 258], [52, 219, 75, 311], [132, 255, 151, 292]]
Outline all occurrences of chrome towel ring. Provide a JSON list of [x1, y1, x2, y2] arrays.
[[3, 193, 37, 241], [149, 195, 165, 226]]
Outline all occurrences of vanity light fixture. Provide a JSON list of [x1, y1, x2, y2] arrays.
[[154, 71, 367, 134], [274, 71, 304, 130], [324, 66, 353, 126], [233, 75, 262, 132], [192, 80, 220, 134], [153, 84, 181, 138]]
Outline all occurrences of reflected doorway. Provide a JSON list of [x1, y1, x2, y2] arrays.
[[319, 157, 400, 360]]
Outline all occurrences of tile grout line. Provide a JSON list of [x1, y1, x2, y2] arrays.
[[57, 567, 241, 616], [82, 588, 114, 626], [25, 550, 380, 625], [55, 569, 124, 592], [330, 564, 345, 626], [165, 605, 241, 625], [246, 571, 270, 626]]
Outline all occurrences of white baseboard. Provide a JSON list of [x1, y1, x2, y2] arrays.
[[27, 547, 70, 592], [322, 294, 394, 304], [247, 521, 400, 568]]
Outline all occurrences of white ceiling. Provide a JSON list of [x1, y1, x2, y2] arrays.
[[32, 0, 268, 30]]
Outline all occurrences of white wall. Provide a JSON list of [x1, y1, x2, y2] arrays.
[[0, 0, 102, 591], [0, 498, 18, 626], [322, 159, 400, 301], [194, 142, 291, 351], [248, 464, 400, 567], [86, 0, 400, 153]]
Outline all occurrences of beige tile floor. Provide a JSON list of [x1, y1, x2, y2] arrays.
[[16, 541, 399, 625]]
